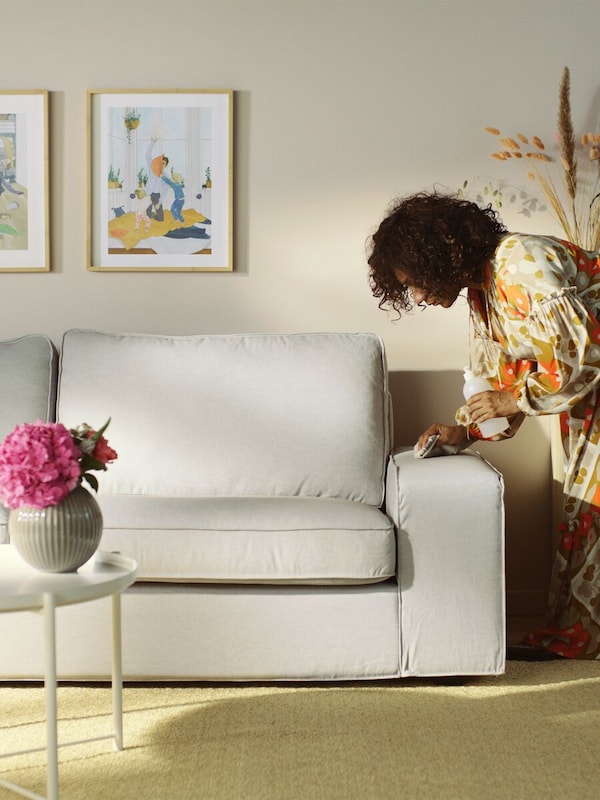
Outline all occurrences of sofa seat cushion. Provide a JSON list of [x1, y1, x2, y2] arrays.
[[97, 495, 395, 585]]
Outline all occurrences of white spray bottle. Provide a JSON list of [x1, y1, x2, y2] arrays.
[[463, 368, 509, 438]]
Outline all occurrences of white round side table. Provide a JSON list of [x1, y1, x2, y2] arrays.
[[0, 546, 137, 800]]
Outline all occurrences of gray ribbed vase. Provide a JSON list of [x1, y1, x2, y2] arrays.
[[8, 485, 103, 573]]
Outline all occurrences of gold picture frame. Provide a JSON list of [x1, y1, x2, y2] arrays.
[[0, 90, 49, 272], [88, 89, 233, 272]]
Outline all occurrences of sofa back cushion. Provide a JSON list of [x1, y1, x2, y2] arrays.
[[0, 334, 57, 438], [57, 330, 390, 506], [0, 334, 58, 542]]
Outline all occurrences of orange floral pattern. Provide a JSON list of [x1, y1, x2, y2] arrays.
[[460, 233, 600, 658]]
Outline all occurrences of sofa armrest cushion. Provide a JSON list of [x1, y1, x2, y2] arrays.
[[386, 448, 505, 676]]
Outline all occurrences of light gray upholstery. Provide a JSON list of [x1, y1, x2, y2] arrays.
[[0, 335, 57, 543], [57, 330, 390, 504], [0, 334, 57, 438], [57, 330, 393, 586], [0, 330, 506, 680]]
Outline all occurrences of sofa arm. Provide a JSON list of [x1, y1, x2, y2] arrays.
[[386, 448, 505, 677]]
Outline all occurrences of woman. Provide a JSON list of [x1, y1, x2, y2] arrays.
[[368, 191, 600, 659]]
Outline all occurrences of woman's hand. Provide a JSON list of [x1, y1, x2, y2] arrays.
[[466, 390, 519, 425], [417, 423, 469, 451]]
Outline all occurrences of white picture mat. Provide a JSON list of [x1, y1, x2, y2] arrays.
[[89, 90, 232, 271], [0, 92, 48, 271]]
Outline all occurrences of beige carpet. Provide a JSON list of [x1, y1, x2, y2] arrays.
[[2, 660, 600, 800]]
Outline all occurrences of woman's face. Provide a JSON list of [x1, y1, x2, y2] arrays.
[[393, 268, 463, 308]]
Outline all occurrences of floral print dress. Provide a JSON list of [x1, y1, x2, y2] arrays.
[[459, 233, 600, 658]]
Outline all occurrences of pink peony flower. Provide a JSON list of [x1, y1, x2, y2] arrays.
[[0, 418, 118, 509], [0, 421, 82, 509]]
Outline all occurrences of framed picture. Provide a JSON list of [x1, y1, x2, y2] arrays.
[[0, 91, 49, 272], [88, 89, 233, 272]]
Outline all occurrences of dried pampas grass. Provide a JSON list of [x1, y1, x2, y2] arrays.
[[483, 67, 600, 250]]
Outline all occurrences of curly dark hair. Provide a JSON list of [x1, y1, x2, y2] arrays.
[[367, 192, 507, 315]]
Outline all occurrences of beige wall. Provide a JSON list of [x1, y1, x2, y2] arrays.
[[6, 0, 597, 613]]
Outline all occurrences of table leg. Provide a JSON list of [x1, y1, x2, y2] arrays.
[[43, 593, 59, 800], [111, 592, 123, 751]]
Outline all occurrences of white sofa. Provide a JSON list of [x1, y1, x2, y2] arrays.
[[0, 330, 505, 680]]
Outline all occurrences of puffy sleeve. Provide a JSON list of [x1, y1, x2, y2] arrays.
[[515, 286, 600, 415], [490, 235, 600, 416], [456, 235, 600, 436]]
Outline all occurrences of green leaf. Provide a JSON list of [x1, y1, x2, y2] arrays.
[[81, 454, 107, 472], [90, 417, 111, 443], [82, 473, 99, 493]]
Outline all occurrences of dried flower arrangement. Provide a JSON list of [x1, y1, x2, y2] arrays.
[[482, 67, 600, 250]]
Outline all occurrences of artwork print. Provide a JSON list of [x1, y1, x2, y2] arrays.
[[0, 91, 49, 272], [89, 90, 232, 271]]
